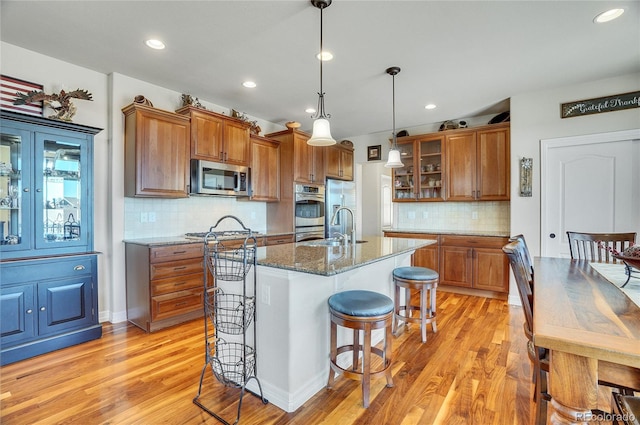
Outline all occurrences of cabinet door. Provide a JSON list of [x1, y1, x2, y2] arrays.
[[413, 245, 439, 271], [392, 139, 416, 200], [445, 132, 476, 201], [250, 137, 280, 202], [1, 284, 35, 346], [37, 274, 95, 336], [190, 112, 223, 162], [324, 145, 341, 179], [0, 124, 32, 254], [223, 120, 250, 166], [439, 246, 473, 288], [477, 127, 510, 200], [131, 108, 190, 198], [35, 132, 91, 251], [340, 149, 354, 180], [293, 133, 313, 183], [311, 145, 325, 183], [473, 248, 509, 292]]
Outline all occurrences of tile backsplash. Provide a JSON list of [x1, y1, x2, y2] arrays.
[[395, 201, 510, 232], [124, 196, 267, 239]]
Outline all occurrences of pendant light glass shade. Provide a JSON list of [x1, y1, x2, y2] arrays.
[[384, 66, 403, 168], [308, 0, 336, 146], [385, 148, 403, 168], [308, 118, 336, 146]]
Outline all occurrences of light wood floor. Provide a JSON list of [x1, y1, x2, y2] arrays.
[[0, 291, 616, 424]]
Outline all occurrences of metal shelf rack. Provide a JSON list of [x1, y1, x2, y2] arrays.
[[193, 215, 267, 424]]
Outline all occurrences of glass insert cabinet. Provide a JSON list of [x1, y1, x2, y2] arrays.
[[392, 136, 443, 201], [0, 110, 102, 365]]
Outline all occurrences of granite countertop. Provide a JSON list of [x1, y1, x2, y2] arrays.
[[255, 236, 435, 276], [382, 228, 510, 238]]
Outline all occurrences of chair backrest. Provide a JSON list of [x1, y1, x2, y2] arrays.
[[503, 240, 534, 334], [566, 231, 636, 262], [509, 234, 533, 282]]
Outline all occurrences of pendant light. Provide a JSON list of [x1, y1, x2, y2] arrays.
[[308, 0, 336, 146], [385, 66, 403, 168]]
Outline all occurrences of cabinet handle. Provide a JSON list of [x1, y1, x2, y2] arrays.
[[173, 250, 187, 254], [174, 266, 187, 271], [74, 265, 86, 271], [36, 188, 42, 193], [23, 188, 30, 192], [40, 306, 46, 311], [174, 281, 187, 286], [175, 302, 187, 307], [26, 309, 33, 314]]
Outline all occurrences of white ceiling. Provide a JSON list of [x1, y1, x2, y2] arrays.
[[1, 1, 638, 140]]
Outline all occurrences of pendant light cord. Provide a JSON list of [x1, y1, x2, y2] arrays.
[[392, 72, 396, 149], [313, 3, 330, 120]]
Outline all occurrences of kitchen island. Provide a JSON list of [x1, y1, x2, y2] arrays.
[[234, 236, 435, 412]]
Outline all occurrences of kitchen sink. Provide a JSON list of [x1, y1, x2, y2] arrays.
[[299, 238, 368, 247]]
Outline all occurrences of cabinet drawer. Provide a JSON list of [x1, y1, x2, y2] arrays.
[[1, 256, 94, 285], [440, 235, 507, 249], [150, 244, 202, 263], [152, 273, 203, 296], [150, 257, 203, 280], [151, 289, 203, 321]]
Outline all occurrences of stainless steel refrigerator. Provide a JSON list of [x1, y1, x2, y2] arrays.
[[325, 179, 357, 239]]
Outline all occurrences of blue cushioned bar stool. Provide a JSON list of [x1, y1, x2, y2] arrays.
[[327, 290, 394, 408], [392, 266, 438, 343]]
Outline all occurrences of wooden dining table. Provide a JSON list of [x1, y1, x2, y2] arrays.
[[533, 257, 640, 424]]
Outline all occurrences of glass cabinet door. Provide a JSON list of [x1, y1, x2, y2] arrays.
[[416, 138, 443, 201], [0, 127, 31, 251], [392, 140, 416, 200], [34, 133, 88, 250]]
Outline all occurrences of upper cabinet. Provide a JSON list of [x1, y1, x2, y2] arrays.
[[268, 129, 324, 185], [392, 135, 444, 201], [445, 123, 510, 201], [123, 104, 191, 198], [325, 144, 354, 181], [392, 123, 509, 202], [0, 110, 101, 259], [248, 134, 280, 202], [176, 106, 250, 167]]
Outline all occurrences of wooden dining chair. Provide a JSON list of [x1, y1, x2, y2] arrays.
[[503, 239, 548, 425], [566, 231, 636, 262]]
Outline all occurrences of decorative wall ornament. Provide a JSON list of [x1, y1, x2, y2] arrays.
[[561, 91, 640, 118], [13, 88, 92, 122], [232, 109, 261, 136], [519, 157, 532, 197], [133, 95, 153, 107], [180, 93, 206, 109]]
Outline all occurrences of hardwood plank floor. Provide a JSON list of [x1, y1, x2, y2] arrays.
[[0, 291, 616, 424]]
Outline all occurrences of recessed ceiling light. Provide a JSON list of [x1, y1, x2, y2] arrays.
[[316, 51, 333, 61], [594, 8, 624, 23], [305, 107, 316, 114], [145, 39, 165, 50], [242, 81, 257, 88], [425, 104, 437, 110]]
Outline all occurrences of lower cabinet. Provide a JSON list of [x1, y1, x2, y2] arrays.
[[125, 242, 209, 332], [0, 254, 101, 365], [384, 232, 509, 294], [439, 235, 509, 293]]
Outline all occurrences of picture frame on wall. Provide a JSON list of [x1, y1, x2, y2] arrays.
[[367, 145, 381, 161], [0, 75, 44, 116]]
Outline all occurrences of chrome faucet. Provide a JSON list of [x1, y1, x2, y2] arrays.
[[330, 206, 356, 246]]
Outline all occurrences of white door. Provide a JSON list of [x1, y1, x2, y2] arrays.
[[541, 129, 640, 258]]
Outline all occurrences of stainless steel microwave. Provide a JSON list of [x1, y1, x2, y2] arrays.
[[190, 159, 250, 196]]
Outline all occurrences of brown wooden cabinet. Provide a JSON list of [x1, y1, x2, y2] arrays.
[[445, 123, 510, 201], [122, 104, 191, 198], [249, 134, 280, 202], [125, 242, 209, 332], [291, 130, 324, 184], [439, 235, 509, 293], [383, 232, 439, 271], [325, 144, 354, 181], [176, 106, 250, 166], [392, 136, 444, 201]]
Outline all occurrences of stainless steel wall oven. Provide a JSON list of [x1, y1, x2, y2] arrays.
[[294, 184, 325, 241]]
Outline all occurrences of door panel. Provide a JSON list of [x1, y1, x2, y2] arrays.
[[541, 131, 639, 257]]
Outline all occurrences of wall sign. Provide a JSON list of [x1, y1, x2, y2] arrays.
[[561, 91, 640, 118]]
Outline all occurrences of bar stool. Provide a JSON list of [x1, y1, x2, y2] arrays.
[[327, 290, 394, 408], [392, 266, 438, 343]]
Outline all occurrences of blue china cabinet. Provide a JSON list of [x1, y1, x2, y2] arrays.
[[0, 110, 102, 365]]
